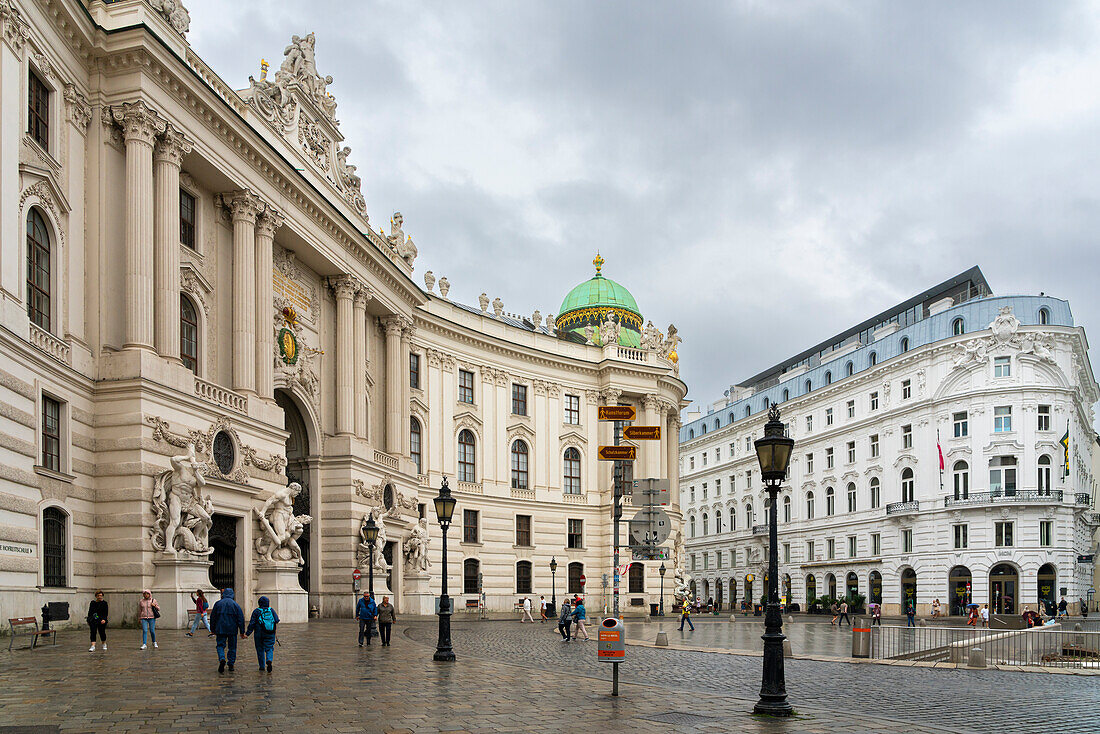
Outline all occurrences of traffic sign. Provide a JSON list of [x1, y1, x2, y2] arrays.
[[629, 507, 671, 547], [598, 405, 636, 421], [352, 569, 361, 581], [580, 574, 587, 587], [631, 478, 670, 505], [631, 547, 670, 561], [599, 445, 637, 461], [623, 425, 661, 440], [1078, 554, 1095, 563]]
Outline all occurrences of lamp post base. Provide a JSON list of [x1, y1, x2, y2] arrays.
[[434, 599, 455, 662]]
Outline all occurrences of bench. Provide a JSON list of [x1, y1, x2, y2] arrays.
[[8, 617, 56, 651]]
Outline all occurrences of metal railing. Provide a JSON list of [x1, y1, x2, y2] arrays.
[[944, 490, 1062, 507], [1074, 493, 1091, 506], [869, 624, 1100, 668], [885, 501, 919, 515], [752, 524, 768, 535]]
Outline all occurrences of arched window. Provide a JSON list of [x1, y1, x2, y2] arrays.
[[715, 509, 723, 533], [763, 397, 769, 409], [690, 515, 696, 538], [567, 562, 584, 593], [563, 447, 581, 494], [410, 417, 422, 474], [782, 389, 789, 402], [824, 371, 832, 385], [900, 337, 910, 353], [628, 562, 645, 593], [869, 477, 881, 508], [1038, 307, 1050, 325], [42, 506, 67, 587], [728, 505, 736, 531], [744, 405, 751, 417], [953, 460, 969, 500], [847, 482, 857, 512], [701, 424, 707, 435], [510, 440, 529, 489], [825, 486, 835, 516], [26, 208, 51, 331], [702, 513, 709, 535], [728, 412, 735, 423], [516, 560, 533, 593], [805, 379, 812, 393], [715, 418, 720, 430], [806, 491, 815, 519], [901, 467, 915, 503], [463, 558, 480, 594], [846, 361, 854, 377], [869, 352, 877, 366], [952, 317, 964, 336], [1038, 454, 1052, 495], [745, 503, 753, 528], [180, 295, 199, 374], [783, 495, 791, 522], [458, 429, 476, 482], [689, 429, 695, 439]]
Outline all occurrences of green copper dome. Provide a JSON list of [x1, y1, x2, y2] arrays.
[[556, 254, 643, 347]]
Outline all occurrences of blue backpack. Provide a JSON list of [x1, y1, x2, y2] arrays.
[[259, 607, 275, 633]]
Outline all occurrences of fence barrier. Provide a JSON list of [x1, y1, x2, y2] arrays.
[[868, 624, 1100, 668]]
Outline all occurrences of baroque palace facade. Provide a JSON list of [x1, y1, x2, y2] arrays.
[[680, 268, 1100, 616], [0, 0, 685, 625]]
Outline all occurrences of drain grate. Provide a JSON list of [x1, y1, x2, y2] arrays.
[[639, 711, 719, 725]]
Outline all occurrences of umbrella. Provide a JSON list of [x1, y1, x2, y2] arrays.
[[868, 602, 880, 609], [966, 603, 980, 609]]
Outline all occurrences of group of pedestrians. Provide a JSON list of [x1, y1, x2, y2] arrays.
[[355, 591, 397, 646], [556, 596, 588, 641], [830, 601, 851, 627]]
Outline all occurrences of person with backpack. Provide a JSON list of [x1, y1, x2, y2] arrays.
[[246, 596, 280, 672], [557, 599, 573, 641], [210, 587, 246, 673], [87, 590, 108, 652], [186, 589, 212, 637], [355, 591, 377, 646], [376, 596, 396, 646]]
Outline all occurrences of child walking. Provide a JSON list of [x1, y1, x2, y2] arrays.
[[246, 596, 279, 672]]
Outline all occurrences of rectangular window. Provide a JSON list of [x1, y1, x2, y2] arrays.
[[512, 383, 527, 415], [846, 441, 856, 464], [715, 447, 721, 461], [826, 447, 834, 469], [567, 519, 583, 549], [994, 356, 1011, 378], [902, 424, 913, 449], [848, 536, 857, 558], [458, 369, 474, 403], [464, 562, 480, 594], [870, 434, 879, 458], [730, 550, 736, 566], [28, 70, 49, 151], [994, 406, 1012, 433], [870, 391, 879, 411], [745, 436, 752, 451], [564, 394, 580, 424], [805, 453, 813, 473], [716, 552, 722, 569], [783, 543, 790, 563], [846, 400, 855, 419], [463, 509, 479, 543], [702, 483, 707, 500], [902, 528, 913, 553], [807, 540, 815, 561], [715, 478, 721, 495], [689, 457, 695, 470], [702, 453, 708, 467], [179, 189, 196, 249], [703, 553, 709, 570], [827, 538, 835, 560], [41, 395, 61, 472], [729, 474, 735, 492], [871, 533, 881, 556], [1039, 520, 1053, 547], [826, 408, 834, 426], [806, 415, 813, 432], [1038, 404, 1051, 432], [691, 555, 697, 571], [902, 379, 912, 399], [746, 470, 752, 489], [995, 521, 1014, 547], [689, 487, 695, 503], [953, 411, 968, 438], [515, 514, 532, 547], [989, 457, 1018, 495], [953, 524, 968, 549], [409, 353, 421, 389]]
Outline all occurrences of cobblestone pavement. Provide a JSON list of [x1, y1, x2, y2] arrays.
[[415, 619, 1100, 734]]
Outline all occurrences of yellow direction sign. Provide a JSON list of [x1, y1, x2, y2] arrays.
[[598, 405, 636, 421], [623, 425, 661, 441], [598, 445, 637, 461]]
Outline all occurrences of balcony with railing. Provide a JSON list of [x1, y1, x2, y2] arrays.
[[944, 490, 1064, 507], [373, 449, 399, 471], [752, 524, 768, 535], [886, 501, 919, 515], [1074, 493, 1091, 506], [194, 376, 247, 413]]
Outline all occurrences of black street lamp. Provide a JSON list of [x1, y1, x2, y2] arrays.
[[550, 557, 558, 615], [433, 477, 457, 662], [753, 405, 795, 717], [659, 562, 667, 616], [362, 515, 379, 598]]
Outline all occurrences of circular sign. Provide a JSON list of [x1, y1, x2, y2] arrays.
[[277, 327, 299, 365], [746, 574, 755, 583], [352, 569, 361, 580], [580, 574, 587, 587], [628, 508, 672, 547]]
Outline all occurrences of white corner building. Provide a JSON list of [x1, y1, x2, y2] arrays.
[[679, 268, 1100, 616]]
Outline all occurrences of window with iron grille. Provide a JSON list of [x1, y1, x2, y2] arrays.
[[180, 189, 196, 249], [516, 561, 533, 593], [568, 562, 584, 594], [516, 514, 532, 546], [41, 395, 61, 472], [42, 506, 66, 587], [463, 558, 480, 594], [28, 70, 49, 151], [628, 563, 644, 593]]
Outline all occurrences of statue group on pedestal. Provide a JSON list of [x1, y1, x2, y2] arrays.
[[254, 482, 313, 566], [150, 445, 214, 556]]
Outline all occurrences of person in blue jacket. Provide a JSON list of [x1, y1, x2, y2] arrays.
[[571, 597, 589, 641], [209, 587, 246, 673], [355, 591, 377, 646], [246, 596, 280, 672]]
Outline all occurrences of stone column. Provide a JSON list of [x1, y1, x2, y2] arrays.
[[643, 393, 661, 479], [223, 190, 261, 392], [331, 276, 358, 436], [667, 413, 681, 513], [382, 316, 406, 455], [254, 206, 284, 399], [353, 286, 372, 437], [152, 124, 192, 361], [113, 102, 166, 351], [400, 321, 416, 455]]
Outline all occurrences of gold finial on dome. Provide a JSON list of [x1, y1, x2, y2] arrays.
[[668, 350, 679, 364], [593, 252, 605, 274]]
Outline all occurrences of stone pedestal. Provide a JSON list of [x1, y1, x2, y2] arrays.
[[151, 553, 214, 629], [403, 573, 435, 615], [255, 562, 309, 623]]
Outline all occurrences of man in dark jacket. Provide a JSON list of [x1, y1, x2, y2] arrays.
[[209, 587, 246, 673], [558, 600, 573, 641], [355, 592, 377, 646]]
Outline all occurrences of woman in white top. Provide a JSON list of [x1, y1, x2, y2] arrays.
[[521, 597, 535, 623]]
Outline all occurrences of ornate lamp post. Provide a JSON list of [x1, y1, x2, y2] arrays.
[[362, 515, 379, 598], [433, 477, 457, 662], [659, 562, 667, 616], [753, 405, 795, 717], [550, 557, 558, 615]]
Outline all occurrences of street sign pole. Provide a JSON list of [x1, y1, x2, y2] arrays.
[[613, 419, 622, 618]]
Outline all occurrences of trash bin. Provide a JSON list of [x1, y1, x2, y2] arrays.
[[754, 604, 762, 616], [852, 619, 871, 658], [649, 603, 659, 617]]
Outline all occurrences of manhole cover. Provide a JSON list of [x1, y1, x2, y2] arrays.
[[639, 712, 719, 725]]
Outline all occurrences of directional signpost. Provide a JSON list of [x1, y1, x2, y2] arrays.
[[598, 405, 636, 618], [598, 405, 636, 421], [623, 425, 661, 441], [598, 445, 637, 461]]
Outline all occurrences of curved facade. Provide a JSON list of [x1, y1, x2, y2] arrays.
[[0, 1, 685, 625]]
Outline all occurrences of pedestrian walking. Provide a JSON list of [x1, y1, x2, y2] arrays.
[[838, 600, 851, 627], [186, 589, 212, 637], [539, 595, 548, 622], [572, 597, 589, 641], [246, 596, 279, 672], [905, 598, 916, 628], [980, 604, 990, 628], [967, 605, 979, 626], [138, 590, 160, 649], [521, 596, 535, 623], [831, 601, 840, 626], [377, 596, 396, 646], [871, 604, 882, 626], [355, 591, 377, 646], [741, 599, 749, 616], [210, 587, 246, 673], [558, 599, 573, 641], [87, 590, 108, 651], [1058, 596, 1068, 618], [679, 602, 695, 631]]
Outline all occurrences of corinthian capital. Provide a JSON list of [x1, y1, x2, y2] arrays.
[[643, 393, 662, 412], [64, 84, 92, 133], [329, 275, 360, 300], [218, 189, 262, 224], [600, 388, 622, 405], [1, 2, 30, 53], [353, 284, 373, 309], [255, 206, 286, 240], [381, 315, 411, 337], [110, 100, 167, 146], [154, 124, 193, 166]]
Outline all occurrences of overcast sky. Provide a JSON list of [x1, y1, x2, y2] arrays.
[[187, 1, 1100, 416]]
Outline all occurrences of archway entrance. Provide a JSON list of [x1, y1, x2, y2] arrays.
[[846, 572, 859, 600], [783, 574, 792, 605], [716, 580, 723, 610], [745, 575, 754, 604], [869, 570, 882, 605], [826, 573, 837, 599], [990, 563, 1017, 614], [1037, 564, 1057, 615], [901, 568, 917, 609], [805, 574, 817, 605], [729, 578, 737, 607], [276, 390, 312, 593], [208, 514, 237, 591], [948, 566, 972, 616]]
